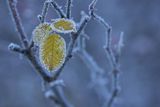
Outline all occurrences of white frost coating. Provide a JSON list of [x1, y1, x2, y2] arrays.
[[49, 79, 65, 87], [8, 43, 20, 50], [51, 18, 77, 34], [45, 90, 54, 98], [39, 34, 66, 72], [32, 22, 52, 46]]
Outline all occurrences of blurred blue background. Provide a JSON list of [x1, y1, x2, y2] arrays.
[[0, 0, 160, 107]]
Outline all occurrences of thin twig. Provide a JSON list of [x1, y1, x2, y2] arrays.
[[89, 0, 123, 106], [38, 0, 50, 23], [104, 28, 117, 68], [8, 43, 26, 54], [52, 14, 90, 81], [106, 32, 124, 107], [95, 17, 119, 107], [54, 86, 73, 107], [66, 0, 72, 18], [7, 0, 29, 48], [74, 35, 109, 101], [50, 0, 66, 18], [45, 80, 73, 107]]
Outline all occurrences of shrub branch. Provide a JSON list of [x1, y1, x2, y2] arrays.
[[50, 0, 66, 18], [7, 0, 124, 107], [66, 0, 72, 18]]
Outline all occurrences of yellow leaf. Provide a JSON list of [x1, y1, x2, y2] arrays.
[[40, 33, 66, 71], [51, 18, 76, 33], [32, 22, 52, 45]]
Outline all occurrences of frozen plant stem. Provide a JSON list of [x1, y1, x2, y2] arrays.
[[89, 0, 123, 107], [8, 0, 29, 48], [7, 0, 72, 107], [38, 0, 50, 23], [66, 0, 72, 18], [96, 15, 122, 107], [74, 35, 109, 101], [50, 0, 66, 18], [106, 32, 124, 107], [7, 0, 124, 107]]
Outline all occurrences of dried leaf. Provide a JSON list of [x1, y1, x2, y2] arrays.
[[32, 22, 52, 45], [40, 33, 66, 71], [51, 18, 76, 33]]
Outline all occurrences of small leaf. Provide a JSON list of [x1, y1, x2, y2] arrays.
[[40, 33, 66, 71], [51, 18, 76, 33], [32, 22, 52, 45]]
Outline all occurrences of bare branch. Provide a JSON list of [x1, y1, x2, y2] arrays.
[[103, 24, 122, 107], [7, 0, 29, 48], [53, 86, 73, 107], [66, 0, 72, 18], [89, 0, 97, 15], [88, 1, 123, 106], [44, 80, 72, 107], [104, 28, 117, 68], [74, 35, 109, 101], [8, 43, 26, 54], [38, 0, 50, 23], [50, 0, 66, 18], [7, 0, 52, 83]]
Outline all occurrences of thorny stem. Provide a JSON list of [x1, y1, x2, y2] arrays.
[[50, 0, 66, 18], [8, 0, 29, 48], [66, 0, 72, 18]]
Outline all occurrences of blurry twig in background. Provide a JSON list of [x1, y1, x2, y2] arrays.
[[90, 3, 124, 106], [74, 32, 109, 102], [76, 0, 124, 107]]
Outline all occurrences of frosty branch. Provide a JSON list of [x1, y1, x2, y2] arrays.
[[89, 1, 124, 106], [7, 0, 72, 107], [7, 0, 124, 107]]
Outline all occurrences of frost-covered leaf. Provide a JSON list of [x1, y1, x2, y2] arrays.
[[51, 18, 76, 33], [32, 22, 52, 46], [40, 33, 66, 72]]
